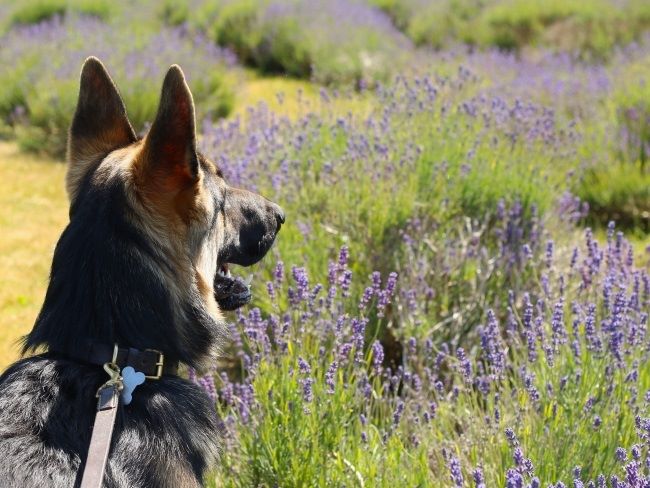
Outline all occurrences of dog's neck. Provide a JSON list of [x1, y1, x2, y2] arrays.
[[23, 178, 221, 369]]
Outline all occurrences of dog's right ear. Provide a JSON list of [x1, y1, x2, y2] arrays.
[[67, 57, 136, 202]]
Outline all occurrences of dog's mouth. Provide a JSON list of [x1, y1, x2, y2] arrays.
[[214, 263, 252, 311]]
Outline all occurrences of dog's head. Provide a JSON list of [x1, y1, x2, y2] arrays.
[[25, 58, 283, 367]]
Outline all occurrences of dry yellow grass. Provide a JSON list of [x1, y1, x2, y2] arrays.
[[233, 71, 375, 121], [0, 141, 68, 370]]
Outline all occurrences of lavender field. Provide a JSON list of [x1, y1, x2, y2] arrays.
[[1, 0, 650, 486]]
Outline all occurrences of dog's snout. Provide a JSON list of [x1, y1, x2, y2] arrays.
[[220, 188, 285, 267], [273, 204, 286, 227]]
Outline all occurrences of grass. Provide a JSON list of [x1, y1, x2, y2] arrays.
[[0, 141, 67, 370], [232, 72, 319, 118]]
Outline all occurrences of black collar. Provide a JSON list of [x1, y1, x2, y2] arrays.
[[49, 342, 179, 379]]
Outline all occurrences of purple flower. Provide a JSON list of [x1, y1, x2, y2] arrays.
[[447, 456, 464, 487], [371, 341, 384, 373], [340, 269, 353, 297], [392, 400, 405, 427], [338, 246, 349, 269], [551, 298, 566, 348], [298, 357, 311, 375], [301, 377, 314, 403], [408, 337, 417, 355], [473, 466, 486, 488], [625, 461, 640, 486], [274, 261, 285, 283], [198, 374, 217, 402], [480, 310, 506, 374], [377, 272, 398, 317], [573, 466, 582, 479], [359, 285, 375, 311], [513, 447, 525, 467], [505, 468, 524, 488], [292, 266, 310, 301], [545, 240, 554, 268], [505, 427, 518, 445], [325, 361, 338, 394]]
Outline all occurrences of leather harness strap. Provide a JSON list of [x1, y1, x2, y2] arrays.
[[80, 385, 120, 488]]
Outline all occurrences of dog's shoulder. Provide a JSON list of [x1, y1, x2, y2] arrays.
[[0, 355, 96, 487], [1, 354, 103, 409], [0, 356, 222, 487]]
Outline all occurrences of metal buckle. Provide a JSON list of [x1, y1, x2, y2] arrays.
[[96, 345, 123, 398], [144, 349, 164, 380]]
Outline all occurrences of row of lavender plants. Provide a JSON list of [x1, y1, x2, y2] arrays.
[[1, 3, 649, 483], [1, 2, 649, 179], [187, 44, 650, 485], [0, 13, 236, 157], [199, 225, 649, 485], [197, 54, 594, 343]]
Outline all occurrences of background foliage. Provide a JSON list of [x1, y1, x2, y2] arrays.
[[1, 0, 650, 485]]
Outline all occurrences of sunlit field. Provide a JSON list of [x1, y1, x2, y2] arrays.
[[0, 142, 67, 369], [1, 0, 650, 485]]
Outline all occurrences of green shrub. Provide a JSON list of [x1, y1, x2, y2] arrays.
[[372, 0, 650, 57], [576, 164, 650, 231], [210, 0, 263, 68], [612, 53, 650, 169], [9, 0, 112, 27], [159, 0, 189, 27]]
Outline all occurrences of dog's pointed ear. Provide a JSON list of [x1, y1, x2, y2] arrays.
[[137, 65, 199, 192], [67, 57, 136, 201]]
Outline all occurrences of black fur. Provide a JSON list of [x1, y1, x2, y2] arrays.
[[0, 174, 223, 487], [0, 356, 220, 487], [24, 175, 220, 368]]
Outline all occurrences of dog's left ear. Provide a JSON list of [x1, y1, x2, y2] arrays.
[[137, 65, 199, 193]]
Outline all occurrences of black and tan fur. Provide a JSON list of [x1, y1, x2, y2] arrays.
[[0, 58, 284, 487]]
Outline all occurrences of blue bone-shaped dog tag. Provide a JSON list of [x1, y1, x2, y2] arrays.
[[121, 366, 145, 405]]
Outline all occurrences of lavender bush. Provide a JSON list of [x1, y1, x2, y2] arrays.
[[198, 0, 412, 86], [573, 40, 650, 230], [0, 14, 236, 156], [200, 224, 650, 485], [197, 55, 590, 350], [189, 37, 650, 485], [371, 0, 650, 57], [5, 0, 113, 28]]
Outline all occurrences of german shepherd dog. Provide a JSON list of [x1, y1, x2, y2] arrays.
[[0, 58, 284, 487]]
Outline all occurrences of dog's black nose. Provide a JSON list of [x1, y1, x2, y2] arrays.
[[273, 204, 285, 227]]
